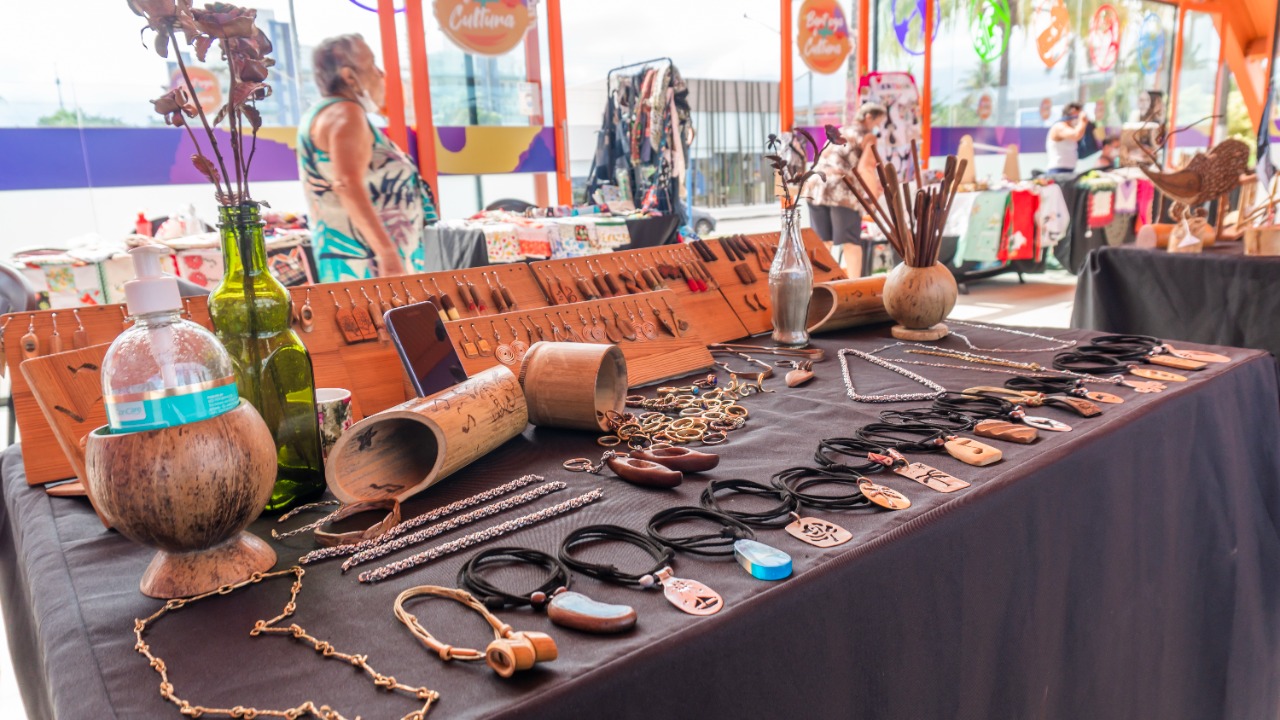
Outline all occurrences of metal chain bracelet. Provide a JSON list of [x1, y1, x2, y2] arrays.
[[360, 489, 605, 584], [837, 348, 946, 403], [133, 567, 439, 720], [299, 475, 542, 565], [341, 482, 568, 572]]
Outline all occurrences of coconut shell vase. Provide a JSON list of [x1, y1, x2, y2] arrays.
[[882, 261, 958, 340], [85, 399, 278, 599]]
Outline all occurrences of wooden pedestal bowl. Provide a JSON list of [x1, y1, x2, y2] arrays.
[[85, 399, 277, 598], [881, 262, 959, 341]]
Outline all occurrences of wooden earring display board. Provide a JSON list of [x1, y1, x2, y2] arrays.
[[702, 230, 847, 336], [531, 246, 750, 344], [441, 289, 713, 387]]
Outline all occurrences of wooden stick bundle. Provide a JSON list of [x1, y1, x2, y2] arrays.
[[843, 149, 966, 268]]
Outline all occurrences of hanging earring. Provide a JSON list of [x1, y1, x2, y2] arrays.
[[401, 281, 418, 304], [21, 315, 39, 359], [329, 290, 362, 343], [504, 318, 529, 362], [72, 310, 87, 348], [456, 324, 479, 358], [491, 321, 515, 365], [298, 289, 315, 333], [48, 313, 63, 354], [470, 323, 493, 356], [344, 288, 378, 341], [389, 284, 406, 308], [744, 294, 758, 311], [753, 292, 769, 309], [360, 287, 388, 340], [375, 286, 393, 316]]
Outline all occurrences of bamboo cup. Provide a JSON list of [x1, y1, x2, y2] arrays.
[[805, 277, 891, 334], [325, 365, 529, 505], [518, 342, 627, 432]]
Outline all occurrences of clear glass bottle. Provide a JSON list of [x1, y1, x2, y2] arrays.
[[208, 204, 324, 513], [769, 209, 814, 347], [102, 246, 239, 433]]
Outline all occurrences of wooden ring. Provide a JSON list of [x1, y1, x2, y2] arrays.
[[597, 435, 621, 447]]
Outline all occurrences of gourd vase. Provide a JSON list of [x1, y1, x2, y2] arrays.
[[881, 262, 958, 340]]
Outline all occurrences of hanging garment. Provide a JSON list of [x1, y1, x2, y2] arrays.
[[1114, 179, 1138, 213], [1034, 182, 1070, 246], [943, 191, 982, 239], [1088, 191, 1115, 228], [955, 190, 1011, 266], [1136, 179, 1156, 226], [1001, 189, 1041, 262]]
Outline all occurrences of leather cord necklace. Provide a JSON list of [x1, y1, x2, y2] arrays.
[[458, 546, 638, 634], [699, 479, 800, 528], [879, 408, 977, 432], [772, 466, 875, 510], [559, 525, 726, 615], [648, 507, 793, 581], [814, 436, 886, 474], [856, 422, 948, 453], [1052, 350, 1127, 374], [1004, 375, 1084, 394]]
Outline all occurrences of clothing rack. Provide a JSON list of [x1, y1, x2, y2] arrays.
[[606, 57, 673, 88]]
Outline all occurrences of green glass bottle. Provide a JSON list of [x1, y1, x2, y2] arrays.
[[209, 204, 324, 513]]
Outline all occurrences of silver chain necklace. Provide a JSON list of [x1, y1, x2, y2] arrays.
[[947, 319, 1078, 353], [838, 348, 947, 403]]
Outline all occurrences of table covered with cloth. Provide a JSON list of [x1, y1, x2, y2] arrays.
[[1071, 242, 1280, 358], [423, 215, 679, 271], [2, 325, 1279, 720]]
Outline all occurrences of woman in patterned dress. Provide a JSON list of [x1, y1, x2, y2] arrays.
[[803, 102, 887, 274], [299, 34, 438, 283]]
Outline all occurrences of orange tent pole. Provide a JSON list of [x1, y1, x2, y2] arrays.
[[1209, 12, 1225, 146], [781, 0, 794, 131], [376, 0, 408, 152], [404, 0, 440, 207], [523, 23, 550, 208], [857, 0, 870, 80], [921, 0, 933, 163], [1167, 5, 1187, 162], [546, 0, 572, 205]]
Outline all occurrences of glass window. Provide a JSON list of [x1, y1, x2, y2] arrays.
[[1171, 10, 1221, 154]]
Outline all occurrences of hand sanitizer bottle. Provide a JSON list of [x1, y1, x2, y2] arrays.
[[102, 246, 239, 432]]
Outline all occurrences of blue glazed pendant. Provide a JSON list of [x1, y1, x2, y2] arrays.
[[733, 539, 793, 581]]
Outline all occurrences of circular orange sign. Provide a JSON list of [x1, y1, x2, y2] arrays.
[[1033, 0, 1072, 68], [435, 0, 532, 57], [173, 67, 222, 116], [798, 0, 852, 75]]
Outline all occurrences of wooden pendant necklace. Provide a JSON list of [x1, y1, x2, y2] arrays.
[[648, 507, 793, 582], [700, 478, 858, 547]]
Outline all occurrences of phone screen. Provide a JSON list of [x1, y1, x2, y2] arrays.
[[384, 301, 467, 397]]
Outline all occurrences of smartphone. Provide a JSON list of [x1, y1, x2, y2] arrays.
[[384, 301, 467, 397]]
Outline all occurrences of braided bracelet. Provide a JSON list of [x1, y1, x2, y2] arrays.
[[394, 585, 558, 678], [360, 489, 605, 584], [300, 475, 541, 564]]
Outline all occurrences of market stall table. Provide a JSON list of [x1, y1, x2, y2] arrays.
[[3, 326, 1278, 720], [1071, 242, 1280, 358], [424, 215, 680, 271]]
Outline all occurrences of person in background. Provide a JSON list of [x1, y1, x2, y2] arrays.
[[1045, 102, 1090, 174], [299, 34, 438, 283], [1094, 135, 1122, 170], [804, 102, 888, 276]]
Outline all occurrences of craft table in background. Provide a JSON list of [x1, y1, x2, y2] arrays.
[[424, 216, 680, 271], [2, 326, 1277, 720], [1072, 242, 1280, 358]]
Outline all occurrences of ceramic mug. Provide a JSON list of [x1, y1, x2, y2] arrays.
[[316, 388, 353, 460]]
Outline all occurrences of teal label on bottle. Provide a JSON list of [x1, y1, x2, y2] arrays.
[[105, 376, 240, 432]]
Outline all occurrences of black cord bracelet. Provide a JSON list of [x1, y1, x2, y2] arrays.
[[1004, 375, 1084, 394], [856, 422, 947, 452], [771, 466, 872, 511], [647, 507, 755, 557], [814, 437, 886, 473], [1089, 333, 1160, 348], [457, 547, 570, 611], [1052, 351, 1128, 374], [878, 408, 976, 431], [559, 525, 674, 589], [932, 391, 1015, 419], [699, 479, 800, 528], [1077, 343, 1151, 361]]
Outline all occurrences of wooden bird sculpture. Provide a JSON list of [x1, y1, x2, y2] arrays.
[[1140, 138, 1250, 219]]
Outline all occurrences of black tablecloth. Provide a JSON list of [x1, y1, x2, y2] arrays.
[[1072, 243, 1280, 358], [4, 326, 1280, 720]]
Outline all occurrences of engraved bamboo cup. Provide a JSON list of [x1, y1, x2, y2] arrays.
[[805, 276, 892, 334], [518, 341, 627, 432], [324, 365, 529, 505]]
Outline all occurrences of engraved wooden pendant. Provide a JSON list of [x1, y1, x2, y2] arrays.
[[1044, 396, 1102, 417], [944, 436, 1003, 466], [546, 591, 637, 634], [1123, 379, 1165, 393], [1084, 390, 1123, 404], [1147, 354, 1206, 371], [1165, 346, 1230, 363], [974, 419, 1039, 444], [1131, 367, 1187, 382], [856, 480, 912, 510], [1020, 415, 1072, 432], [785, 513, 856, 546], [892, 460, 971, 493], [655, 567, 723, 615]]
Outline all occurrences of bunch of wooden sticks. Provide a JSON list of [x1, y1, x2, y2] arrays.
[[843, 140, 968, 268]]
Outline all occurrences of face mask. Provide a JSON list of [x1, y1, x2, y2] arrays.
[[872, 126, 882, 138]]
